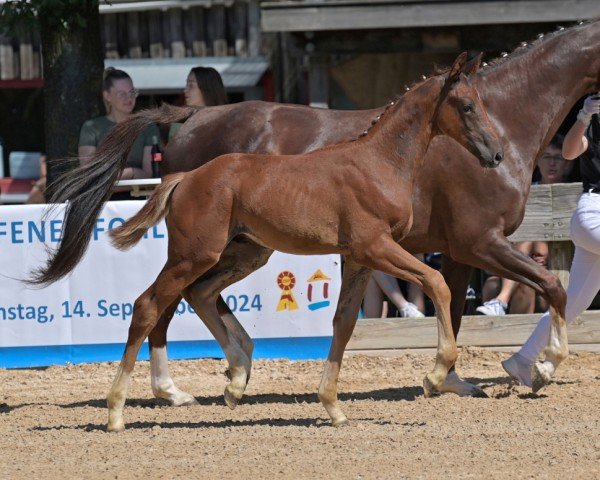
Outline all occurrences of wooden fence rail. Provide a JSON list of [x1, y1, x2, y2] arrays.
[[348, 312, 600, 351]]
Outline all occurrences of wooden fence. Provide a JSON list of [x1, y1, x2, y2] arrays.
[[348, 183, 600, 353]]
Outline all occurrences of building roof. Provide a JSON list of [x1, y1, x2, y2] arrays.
[[261, 0, 600, 32], [105, 56, 269, 93]]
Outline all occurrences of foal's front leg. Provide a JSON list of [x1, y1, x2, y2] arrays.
[[317, 260, 371, 426], [438, 256, 487, 397], [353, 236, 458, 396]]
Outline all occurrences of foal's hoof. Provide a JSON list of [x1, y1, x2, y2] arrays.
[[225, 368, 252, 384], [106, 421, 125, 433], [224, 387, 239, 410], [423, 375, 437, 398], [332, 417, 349, 428], [531, 362, 552, 393]]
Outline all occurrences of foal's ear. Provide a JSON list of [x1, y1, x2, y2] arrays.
[[449, 52, 468, 81], [462, 52, 483, 75]]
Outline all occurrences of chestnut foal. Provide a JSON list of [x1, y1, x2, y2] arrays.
[[104, 52, 502, 432]]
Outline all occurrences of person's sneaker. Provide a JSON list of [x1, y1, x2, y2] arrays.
[[476, 299, 507, 316], [399, 302, 425, 318], [501, 353, 533, 387]]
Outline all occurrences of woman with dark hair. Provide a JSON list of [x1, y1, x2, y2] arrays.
[[78, 68, 160, 198], [168, 67, 227, 140], [185, 66, 227, 106]]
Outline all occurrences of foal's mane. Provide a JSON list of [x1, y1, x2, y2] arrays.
[[356, 74, 438, 140]]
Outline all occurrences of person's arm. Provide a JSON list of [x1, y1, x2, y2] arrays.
[[562, 121, 588, 160], [563, 95, 600, 159], [138, 145, 153, 179]]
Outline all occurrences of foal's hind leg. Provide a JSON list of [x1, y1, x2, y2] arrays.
[[317, 260, 371, 426], [353, 236, 458, 396], [184, 241, 274, 407], [147, 239, 273, 406], [107, 259, 215, 432], [148, 298, 199, 406], [183, 287, 250, 409]]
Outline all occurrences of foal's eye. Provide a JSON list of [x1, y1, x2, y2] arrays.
[[462, 103, 474, 113]]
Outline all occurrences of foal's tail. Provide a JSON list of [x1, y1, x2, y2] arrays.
[[29, 104, 198, 287], [110, 173, 186, 251]]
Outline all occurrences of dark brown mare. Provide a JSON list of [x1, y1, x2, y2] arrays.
[[100, 53, 502, 431], [34, 20, 598, 407]]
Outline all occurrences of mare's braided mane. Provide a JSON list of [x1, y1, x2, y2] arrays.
[[483, 19, 592, 70], [353, 19, 595, 142]]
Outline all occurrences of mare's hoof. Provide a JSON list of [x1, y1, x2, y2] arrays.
[[531, 362, 552, 393]]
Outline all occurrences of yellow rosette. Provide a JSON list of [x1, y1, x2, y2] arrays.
[[276, 270, 299, 311]]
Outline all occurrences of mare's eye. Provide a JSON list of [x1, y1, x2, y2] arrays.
[[462, 103, 474, 113]]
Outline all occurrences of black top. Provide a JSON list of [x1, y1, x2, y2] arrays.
[[582, 117, 600, 191]]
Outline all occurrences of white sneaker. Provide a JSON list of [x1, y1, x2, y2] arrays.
[[476, 299, 507, 316], [501, 353, 533, 387], [400, 302, 425, 318]]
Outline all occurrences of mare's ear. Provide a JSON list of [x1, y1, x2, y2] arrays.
[[449, 51, 468, 82], [462, 52, 483, 75]]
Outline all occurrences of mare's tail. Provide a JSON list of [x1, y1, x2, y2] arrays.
[[110, 173, 186, 251], [29, 104, 198, 287]]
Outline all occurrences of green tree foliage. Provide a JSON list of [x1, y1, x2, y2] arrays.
[[0, 1, 106, 196], [0, 0, 101, 33]]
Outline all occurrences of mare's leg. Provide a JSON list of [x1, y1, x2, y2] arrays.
[[447, 232, 568, 385], [146, 238, 273, 405], [148, 297, 198, 406], [438, 256, 488, 397], [519, 246, 600, 391], [354, 237, 458, 397], [107, 258, 214, 432], [317, 260, 371, 426]]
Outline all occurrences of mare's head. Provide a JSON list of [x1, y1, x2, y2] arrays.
[[434, 52, 503, 168]]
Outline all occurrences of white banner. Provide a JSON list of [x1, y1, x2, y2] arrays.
[[0, 202, 341, 366]]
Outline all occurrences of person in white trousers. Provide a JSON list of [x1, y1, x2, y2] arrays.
[[502, 93, 600, 390]]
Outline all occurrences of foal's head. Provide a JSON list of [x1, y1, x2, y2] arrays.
[[434, 52, 503, 168]]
